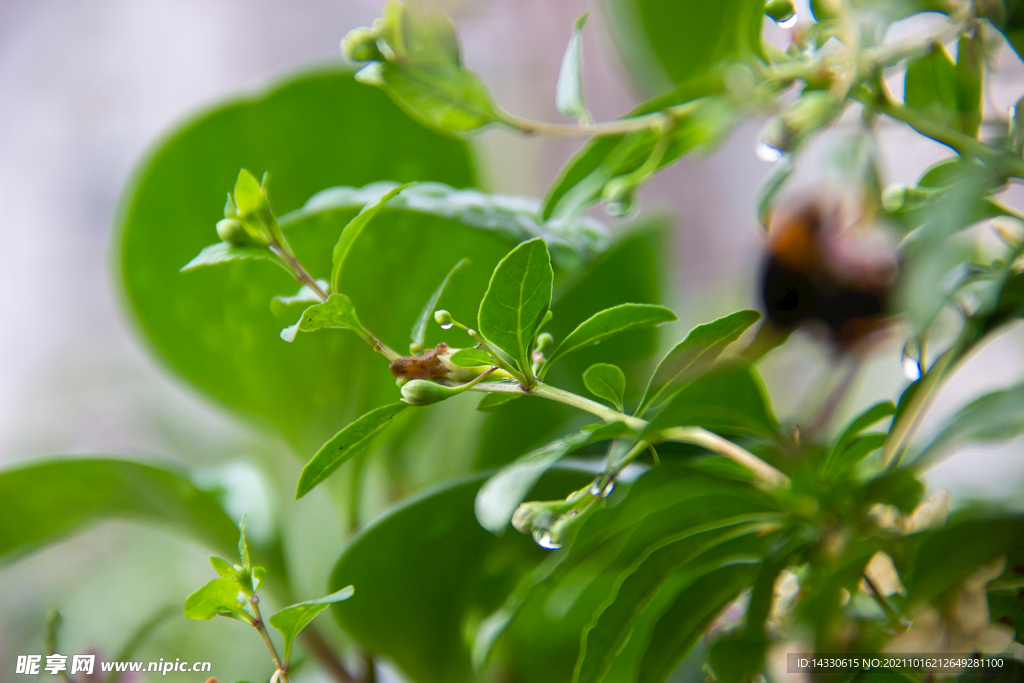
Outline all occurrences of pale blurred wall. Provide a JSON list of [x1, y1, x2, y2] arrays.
[[2, 0, 1024, 672]]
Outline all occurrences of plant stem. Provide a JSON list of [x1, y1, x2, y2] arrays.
[[250, 597, 288, 683], [272, 244, 328, 302], [657, 426, 790, 489], [529, 382, 647, 430]]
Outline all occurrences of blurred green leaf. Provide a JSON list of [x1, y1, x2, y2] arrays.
[[544, 304, 676, 372], [583, 363, 626, 411], [296, 403, 408, 499], [638, 310, 761, 416], [479, 238, 554, 374], [180, 242, 287, 273], [829, 433, 887, 479], [117, 69, 477, 451], [862, 469, 924, 514], [183, 577, 250, 622], [904, 45, 958, 120], [329, 468, 591, 683], [269, 281, 327, 317], [638, 564, 757, 683], [824, 401, 896, 477], [603, 0, 764, 95], [557, 13, 592, 124], [412, 258, 469, 349], [646, 364, 779, 441], [576, 527, 773, 683], [0, 458, 239, 565], [706, 635, 769, 683], [280, 292, 369, 344], [955, 34, 983, 137], [269, 587, 354, 662], [915, 383, 1024, 469], [330, 183, 411, 293], [905, 516, 1024, 608]]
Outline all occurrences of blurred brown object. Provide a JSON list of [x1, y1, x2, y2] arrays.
[[759, 195, 899, 352]]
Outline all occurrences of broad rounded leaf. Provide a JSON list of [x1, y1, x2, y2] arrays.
[[116, 69, 476, 450], [582, 363, 626, 411]]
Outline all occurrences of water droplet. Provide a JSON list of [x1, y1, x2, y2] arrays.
[[589, 477, 615, 498], [779, 13, 798, 28], [756, 140, 783, 162], [532, 530, 562, 549], [901, 340, 922, 381], [440, 322, 454, 330]]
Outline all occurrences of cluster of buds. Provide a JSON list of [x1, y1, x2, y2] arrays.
[[511, 487, 591, 550], [216, 169, 278, 247]]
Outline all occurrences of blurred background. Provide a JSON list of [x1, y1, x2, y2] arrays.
[[3, 0, 1024, 680]]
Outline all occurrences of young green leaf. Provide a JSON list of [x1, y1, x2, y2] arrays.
[[475, 430, 598, 534], [583, 363, 626, 411], [904, 45, 958, 122], [209, 556, 238, 580], [268, 586, 354, 662], [183, 577, 251, 623], [330, 183, 412, 294], [477, 392, 523, 413], [955, 33, 983, 137], [269, 281, 328, 317], [448, 348, 495, 367], [556, 13, 592, 124], [296, 403, 407, 499], [412, 258, 469, 349], [280, 293, 370, 344], [180, 242, 289, 273], [478, 238, 554, 376], [543, 303, 676, 372], [638, 309, 760, 415], [822, 401, 895, 477], [237, 515, 252, 579]]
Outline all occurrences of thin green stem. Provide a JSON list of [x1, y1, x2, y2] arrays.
[[250, 597, 289, 683], [272, 244, 328, 302], [656, 426, 790, 489], [529, 382, 647, 430], [862, 573, 901, 623]]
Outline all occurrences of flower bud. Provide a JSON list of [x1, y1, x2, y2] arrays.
[[409, 341, 423, 355], [217, 218, 258, 246], [400, 379, 462, 406], [434, 309, 454, 328], [535, 332, 554, 354], [341, 26, 386, 62]]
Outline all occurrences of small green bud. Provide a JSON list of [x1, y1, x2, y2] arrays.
[[217, 218, 258, 246], [434, 309, 454, 328], [409, 341, 423, 355], [400, 379, 465, 406], [881, 184, 909, 213], [536, 332, 555, 354], [224, 192, 238, 218], [341, 26, 387, 62]]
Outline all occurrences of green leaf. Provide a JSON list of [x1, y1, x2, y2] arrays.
[[357, 60, 500, 132], [645, 363, 779, 441], [638, 310, 761, 415], [638, 564, 759, 683], [117, 69, 476, 450], [269, 281, 328, 317], [706, 635, 769, 683], [829, 433, 887, 478], [180, 242, 288, 273], [330, 183, 412, 294], [544, 303, 677, 372], [915, 383, 1024, 469], [583, 363, 626, 411], [575, 525, 772, 683], [210, 556, 238, 580], [477, 392, 523, 413], [955, 33, 983, 137], [862, 468, 924, 514], [237, 516, 252, 574], [269, 587, 355, 662], [449, 348, 496, 367], [556, 13, 592, 124], [296, 403, 407, 499], [0, 458, 239, 565], [478, 238, 554, 374], [280, 293, 369, 344], [329, 468, 592, 683], [475, 430, 596, 534], [604, 0, 764, 95], [823, 401, 896, 477], [902, 40, 982, 135], [183, 577, 250, 622], [412, 258, 469, 348]]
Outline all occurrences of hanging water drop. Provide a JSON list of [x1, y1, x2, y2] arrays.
[[779, 13, 798, 28], [901, 340, 922, 381], [440, 322, 454, 330], [532, 530, 562, 549], [589, 477, 615, 498]]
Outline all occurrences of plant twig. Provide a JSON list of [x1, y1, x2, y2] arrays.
[[249, 596, 288, 683], [657, 426, 791, 489]]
